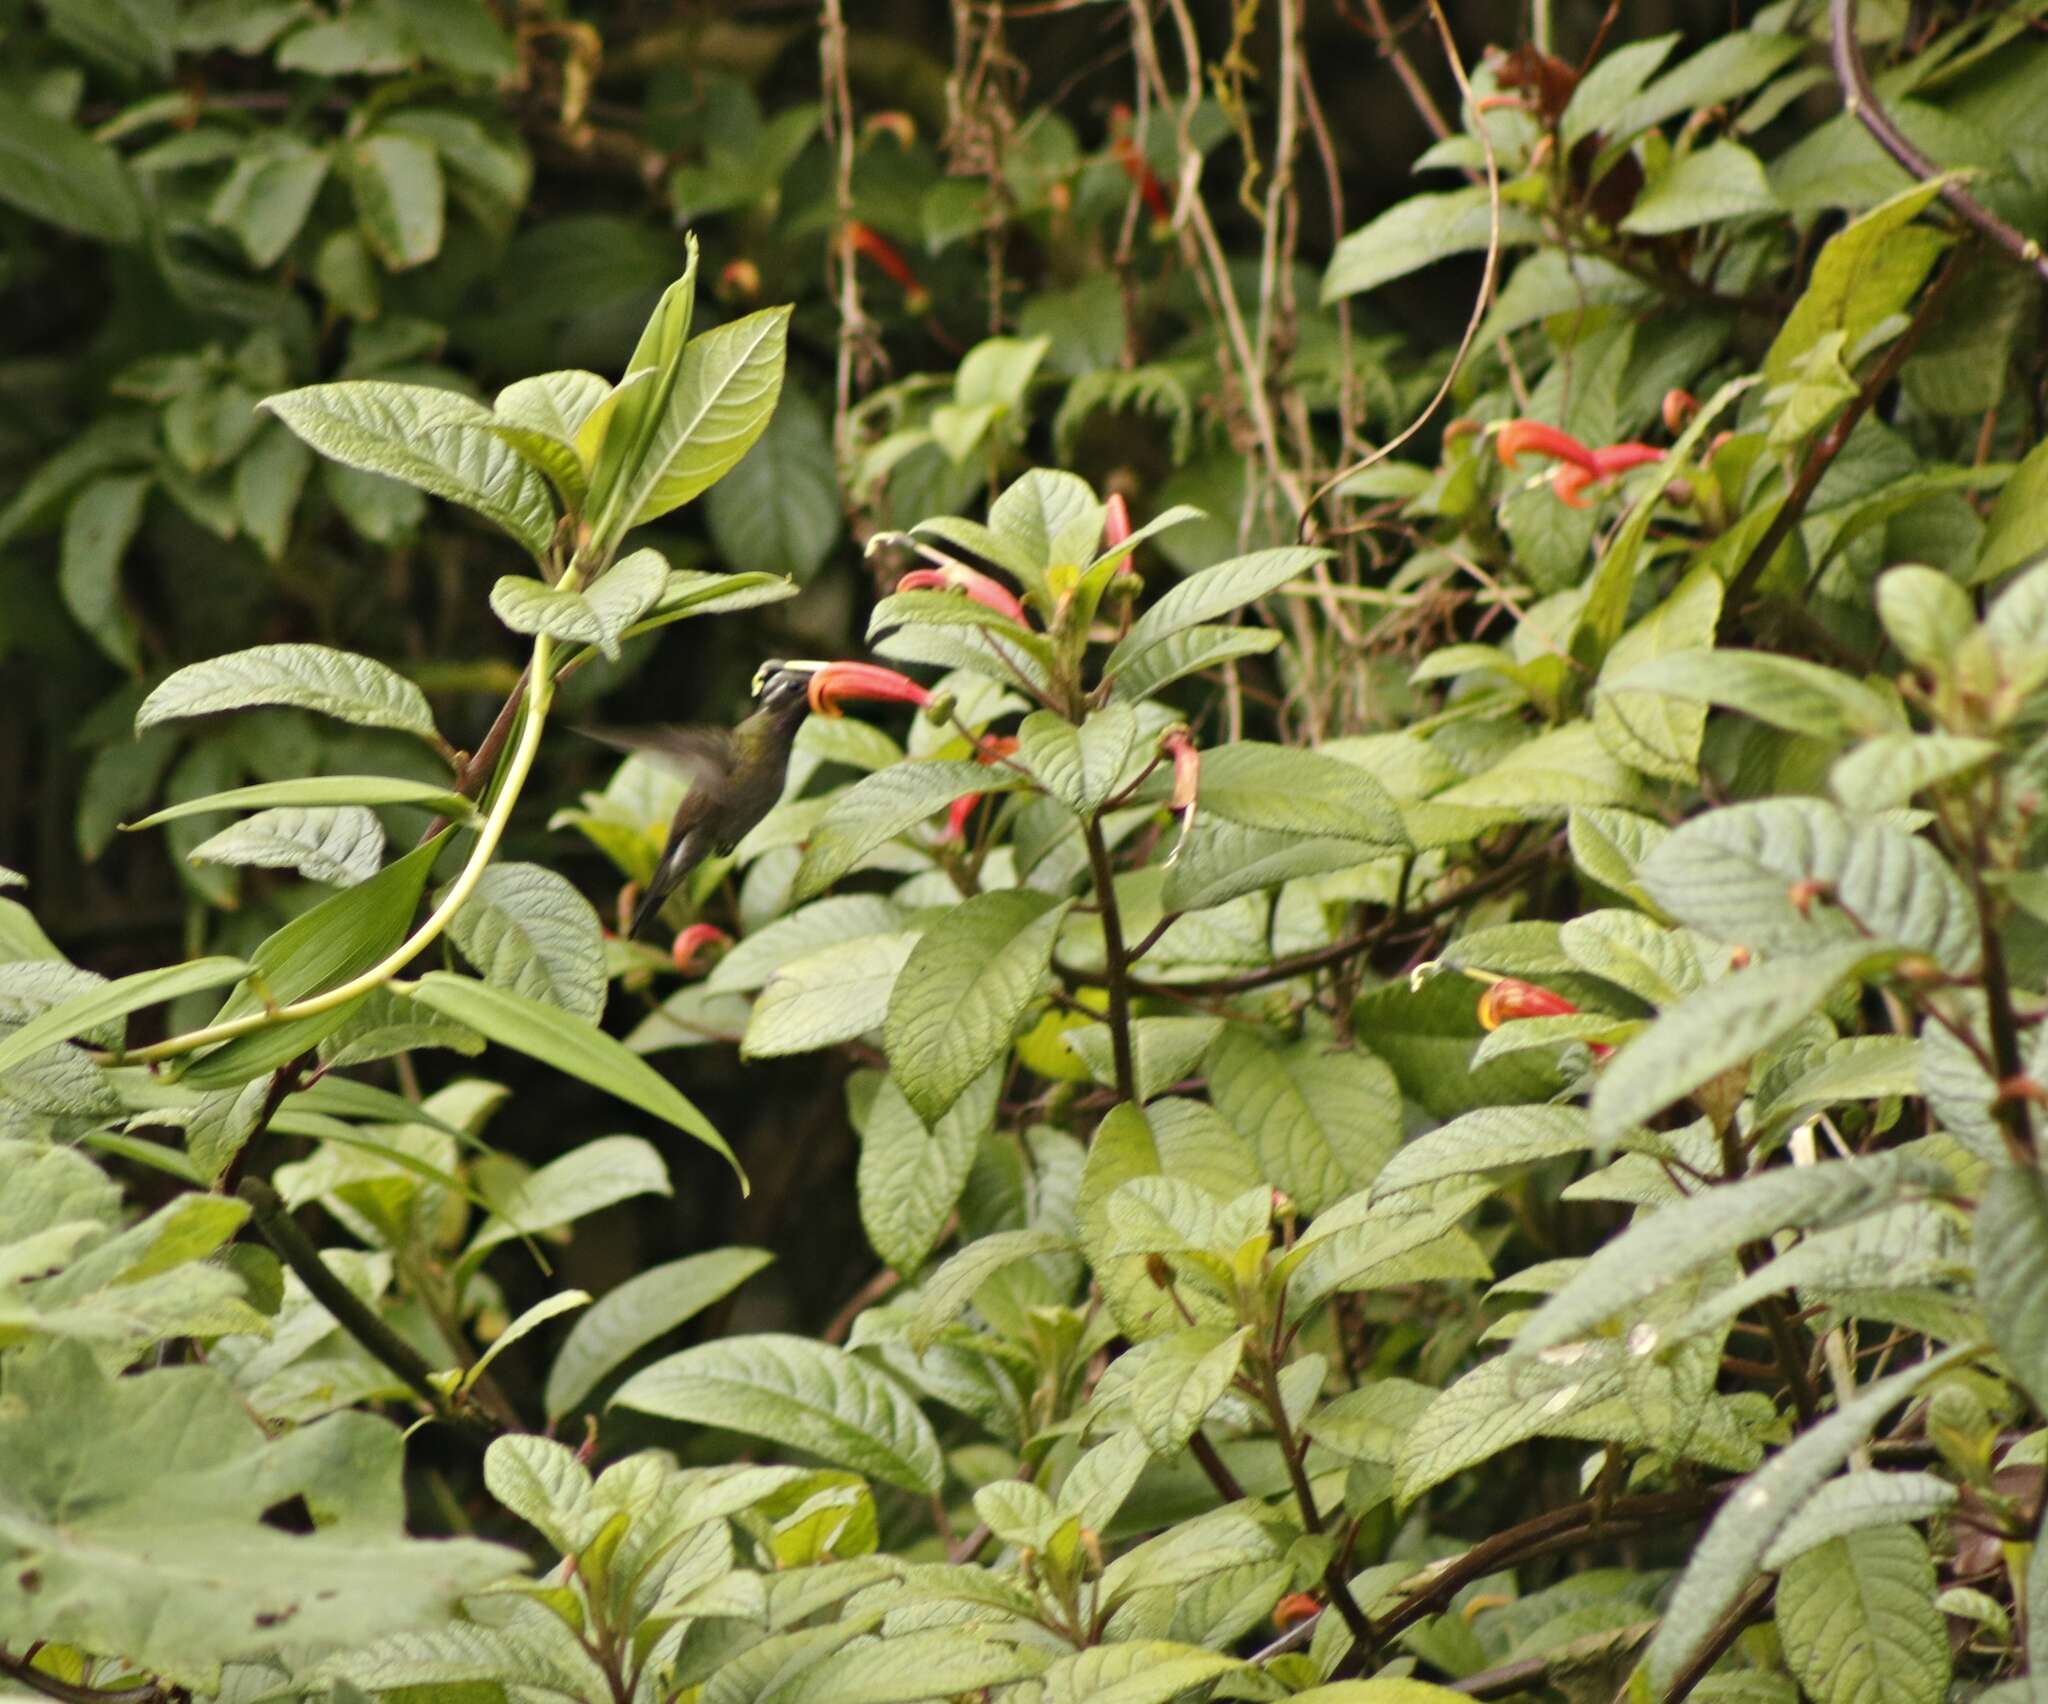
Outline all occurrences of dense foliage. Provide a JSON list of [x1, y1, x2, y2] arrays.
[[6, 2, 2048, 1701]]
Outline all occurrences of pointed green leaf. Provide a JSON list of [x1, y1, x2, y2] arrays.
[[443, 861, 606, 1024], [1105, 547, 1327, 680], [125, 776, 474, 830], [138, 643, 442, 745], [188, 806, 387, 887], [0, 957, 248, 1076], [1776, 1525, 1950, 1704]]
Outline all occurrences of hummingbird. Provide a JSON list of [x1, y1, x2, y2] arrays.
[[584, 660, 819, 938]]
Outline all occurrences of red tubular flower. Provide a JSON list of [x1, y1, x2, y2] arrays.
[[1550, 442, 1664, 508], [806, 661, 932, 718], [1272, 1593, 1321, 1632], [1102, 492, 1133, 551], [1495, 420, 1599, 473], [895, 564, 1028, 624], [1662, 388, 1699, 433], [671, 923, 731, 975], [1109, 105, 1172, 222], [1476, 977, 1612, 1058], [845, 221, 930, 309], [944, 735, 1018, 841]]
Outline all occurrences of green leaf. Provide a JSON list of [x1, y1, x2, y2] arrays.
[[742, 931, 921, 1058], [1105, 546, 1327, 680], [0, 956, 246, 1077], [795, 763, 1018, 898], [1196, 742, 1408, 846], [851, 1064, 999, 1276], [464, 1134, 671, 1270], [463, 1289, 591, 1394], [1638, 799, 1981, 974], [490, 549, 668, 662], [0, 1344, 520, 1674], [884, 892, 1070, 1125], [188, 806, 387, 888], [708, 897, 908, 994], [704, 386, 841, 582], [1622, 141, 1779, 233], [1322, 187, 1542, 302], [234, 424, 315, 563], [408, 972, 740, 1182], [60, 474, 149, 671], [1605, 33, 1805, 146], [618, 307, 792, 532], [1976, 434, 2048, 584], [344, 133, 445, 270], [1763, 1472, 1959, 1569], [140, 643, 441, 745], [486, 369, 608, 507], [1561, 33, 1679, 145], [1875, 565, 1976, 673], [0, 96, 142, 242], [769, 1630, 1050, 1704], [1106, 625, 1283, 704], [1602, 646, 1895, 743], [1764, 180, 1952, 388], [125, 775, 474, 830], [209, 137, 331, 268], [613, 1333, 944, 1494], [1775, 1526, 1950, 1704], [905, 1227, 1073, 1353], [262, 382, 556, 558], [1644, 1346, 1974, 1693], [1593, 565, 1721, 783], [1371, 1104, 1598, 1199], [443, 861, 606, 1024], [1509, 1150, 1948, 1363], [1976, 1165, 2048, 1414], [545, 1247, 773, 1419], [1207, 1027, 1402, 1214], [1130, 1325, 1250, 1454], [1591, 942, 1903, 1149], [1829, 734, 1999, 812]]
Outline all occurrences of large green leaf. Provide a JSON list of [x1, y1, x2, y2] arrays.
[[1591, 942, 1901, 1148], [1763, 1472, 1959, 1570], [1322, 187, 1541, 302], [263, 382, 556, 557], [343, 132, 445, 270], [794, 763, 1019, 898], [1644, 1346, 1975, 1693], [0, 957, 248, 1076], [742, 931, 921, 1058], [407, 972, 738, 1179], [0, 97, 142, 242], [1104, 546, 1327, 680], [771, 1630, 1050, 1704], [463, 1134, 671, 1271], [544, 1248, 774, 1420], [1206, 1027, 1402, 1214], [1195, 743, 1408, 846], [188, 806, 387, 888], [442, 861, 606, 1024], [884, 891, 1070, 1125], [1106, 625, 1283, 705], [60, 473, 149, 671], [1602, 649, 1894, 742], [704, 385, 841, 582], [617, 307, 792, 531], [612, 1333, 944, 1493], [1976, 1165, 2048, 1414], [0, 1344, 520, 1674], [137, 643, 442, 745], [1775, 1525, 1950, 1704], [851, 1064, 999, 1276], [1638, 799, 1981, 974], [125, 775, 474, 830], [489, 548, 668, 662]]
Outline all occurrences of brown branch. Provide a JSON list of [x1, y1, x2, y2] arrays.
[[1726, 248, 1967, 611], [0, 1652, 166, 1704], [1831, 0, 2048, 285], [1662, 1577, 1776, 1702], [1081, 816, 1137, 1102], [418, 664, 531, 844], [1187, 1430, 1247, 1502]]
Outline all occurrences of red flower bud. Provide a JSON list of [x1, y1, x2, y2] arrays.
[[943, 736, 1018, 841], [1103, 491, 1133, 550], [1476, 978, 1580, 1029], [671, 923, 732, 974], [845, 221, 929, 309], [1273, 1593, 1321, 1632], [1108, 106, 1172, 222], [895, 564, 1028, 624], [805, 661, 933, 718], [1662, 388, 1699, 434]]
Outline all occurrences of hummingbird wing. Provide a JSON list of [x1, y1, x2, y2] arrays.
[[575, 724, 738, 795]]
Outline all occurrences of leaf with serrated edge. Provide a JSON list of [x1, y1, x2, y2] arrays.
[[744, 931, 921, 1059], [187, 806, 386, 887], [1775, 1525, 1950, 1704], [1105, 546, 1328, 679], [906, 1227, 1073, 1352], [444, 861, 606, 1024], [125, 776, 474, 830], [464, 1134, 671, 1270], [1976, 1165, 2048, 1414], [138, 643, 441, 744], [612, 1333, 944, 1493], [1762, 1471, 1959, 1569]]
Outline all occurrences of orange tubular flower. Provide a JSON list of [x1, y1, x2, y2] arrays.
[[806, 661, 932, 718], [845, 221, 930, 310], [1551, 442, 1664, 509], [1495, 420, 1599, 474], [1272, 1593, 1321, 1633], [671, 923, 732, 975], [1662, 388, 1699, 433], [895, 564, 1028, 624], [1476, 977, 1612, 1059], [945, 734, 1018, 841], [1109, 106, 1172, 222]]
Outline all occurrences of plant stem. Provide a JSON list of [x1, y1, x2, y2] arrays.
[[119, 635, 558, 1066], [1662, 1577, 1775, 1702], [0, 1652, 164, 1704], [1081, 815, 1137, 1103], [238, 1179, 497, 1449]]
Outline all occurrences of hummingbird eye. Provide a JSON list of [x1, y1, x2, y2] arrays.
[[750, 659, 789, 697]]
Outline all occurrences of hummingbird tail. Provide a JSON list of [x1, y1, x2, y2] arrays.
[[629, 883, 671, 939]]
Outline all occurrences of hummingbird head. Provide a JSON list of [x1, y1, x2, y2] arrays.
[[750, 660, 819, 716]]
